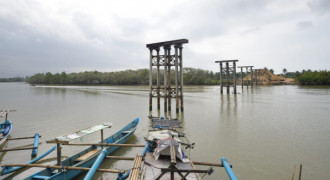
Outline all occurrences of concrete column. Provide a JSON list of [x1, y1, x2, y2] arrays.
[[175, 45, 179, 113], [250, 67, 253, 87], [149, 48, 153, 111], [241, 67, 243, 88], [156, 48, 160, 110], [167, 46, 171, 112], [233, 61, 237, 94], [245, 67, 248, 88], [179, 47, 184, 112], [226, 62, 229, 94], [220, 63, 223, 94], [163, 47, 168, 112]]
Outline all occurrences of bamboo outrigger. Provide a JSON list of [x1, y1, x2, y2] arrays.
[[22, 118, 140, 180]]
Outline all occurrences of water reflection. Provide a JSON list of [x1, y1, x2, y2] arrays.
[[220, 93, 238, 119]]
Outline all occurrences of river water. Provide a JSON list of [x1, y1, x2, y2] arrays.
[[0, 82, 329, 179]]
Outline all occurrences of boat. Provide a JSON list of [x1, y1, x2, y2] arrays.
[[1, 145, 56, 175], [0, 117, 12, 146], [118, 117, 237, 180], [25, 117, 140, 180]]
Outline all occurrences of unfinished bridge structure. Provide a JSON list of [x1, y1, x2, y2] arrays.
[[147, 39, 188, 116], [237, 66, 254, 88], [215, 60, 239, 94]]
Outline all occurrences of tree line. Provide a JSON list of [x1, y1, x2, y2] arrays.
[[294, 70, 330, 85], [0, 77, 28, 82], [28, 68, 221, 85], [3, 68, 329, 86]]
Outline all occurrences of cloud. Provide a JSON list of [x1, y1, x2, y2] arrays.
[[0, 0, 329, 77], [307, 0, 330, 15], [296, 21, 314, 30]]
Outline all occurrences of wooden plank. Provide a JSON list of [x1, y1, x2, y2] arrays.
[[0, 163, 125, 173], [75, 149, 100, 162], [61, 143, 145, 147], [46, 122, 112, 144]]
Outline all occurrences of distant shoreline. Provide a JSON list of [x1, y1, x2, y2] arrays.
[[2, 68, 329, 86]]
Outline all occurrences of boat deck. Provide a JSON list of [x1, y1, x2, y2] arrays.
[[142, 153, 200, 180]]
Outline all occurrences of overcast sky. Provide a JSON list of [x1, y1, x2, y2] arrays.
[[0, 0, 329, 77]]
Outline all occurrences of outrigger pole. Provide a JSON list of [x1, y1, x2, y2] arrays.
[[221, 157, 237, 180]]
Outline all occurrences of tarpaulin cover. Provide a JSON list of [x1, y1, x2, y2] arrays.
[[153, 137, 189, 163]]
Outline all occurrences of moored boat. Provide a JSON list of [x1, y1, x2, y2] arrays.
[[25, 117, 139, 180], [118, 117, 236, 180], [0, 118, 12, 146]]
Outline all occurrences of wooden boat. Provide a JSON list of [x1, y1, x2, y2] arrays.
[[1, 145, 56, 175], [0, 119, 12, 146], [118, 117, 237, 180], [25, 117, 140, 180]]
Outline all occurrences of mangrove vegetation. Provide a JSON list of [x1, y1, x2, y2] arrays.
[[28, 68, 220, 85], [2, 68, 327, 86]]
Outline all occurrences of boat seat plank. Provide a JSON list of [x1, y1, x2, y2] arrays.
[[75, 149, 100, 162]]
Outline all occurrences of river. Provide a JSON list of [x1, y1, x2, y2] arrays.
[[0, 82, 329, 179]]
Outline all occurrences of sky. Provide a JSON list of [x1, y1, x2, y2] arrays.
[[0, 0, 330, 77]]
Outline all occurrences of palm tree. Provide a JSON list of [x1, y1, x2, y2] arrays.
[[282, 68, 287, 74]]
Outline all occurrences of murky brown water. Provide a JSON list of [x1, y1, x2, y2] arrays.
[[1, 83, 330, 179]]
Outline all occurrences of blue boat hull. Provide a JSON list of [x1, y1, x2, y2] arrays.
[[25, 118, 139, 180], [0, 119, 12, 146]]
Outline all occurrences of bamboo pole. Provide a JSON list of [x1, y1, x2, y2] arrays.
[[291, 165, 296, 180], [130, 154, 142, 180], [190, 161, 201, 180], [0, 164, 125, 174], [0, 147, 37, 152], [298, 164, 302, 180], [192, 161, 225, 167], [61, 143, 145, 147], [7, 136, 42, 140], [57, 142, 61, 166], [128, 155, 138, 180], [170, 145, 176, 165]]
